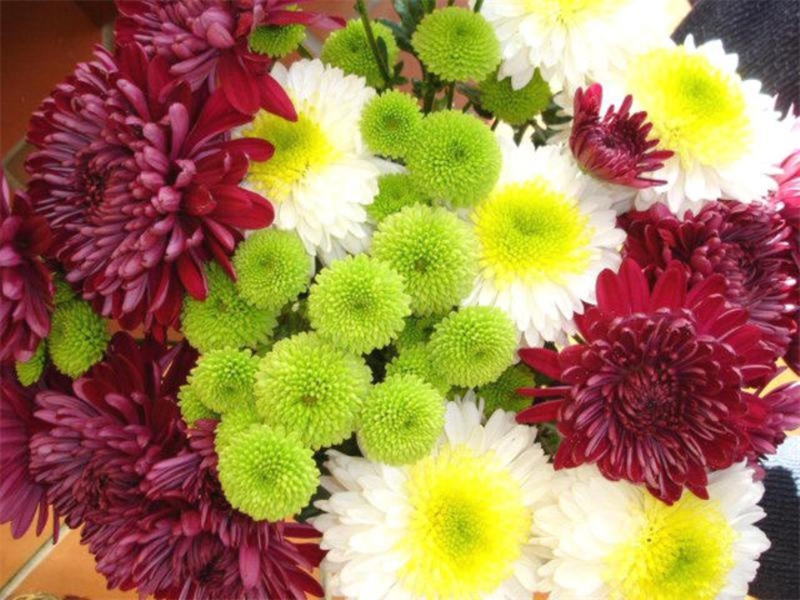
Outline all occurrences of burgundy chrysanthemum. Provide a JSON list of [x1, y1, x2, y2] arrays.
[[620, 200, 798, 376], [739, 375, 800, 463], [26, 44, 275, 335], [0, 172, 54, 363], [115, 0, 343, 117], [517, 259, 775, 504], [570, 83, 673, 189]]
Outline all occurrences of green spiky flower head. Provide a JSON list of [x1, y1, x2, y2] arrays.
[[15, 342, 46, 386], [255, 332, 372, 448], [214, 403, 263, 450], [187, 348, 259, 414], [357, 374, 445, 465], [217, 424, 319, 521], [385, 343, 449, 396], [407, 111, 501, 207], [479, 68, 551, 125], [182, 263, 277, 353], [395, 315, 441, 351], [52, 275, 77, 305], [477, 364, 534, 414], [367, 173, 430, 223], [233, 229, 312, 311], [178, 383, 220, 428], [248, 22, 306, 58], [411, 7, 500, 82], [308, 255, 411, 354], [48, 300, 110, 378], [372, 204, 479, 315], [360, 91, 423, 159], [321, 18, 399, 89], [428, 306, 517, 388]]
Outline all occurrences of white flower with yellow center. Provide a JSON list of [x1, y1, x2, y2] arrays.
[[535, 462, 770, 600], [239, 59, 395, 264], [471, 0, 671, 93], [626, 37, 789, 215], [312, 398, 554, 600], [465, 129, 625, 347]]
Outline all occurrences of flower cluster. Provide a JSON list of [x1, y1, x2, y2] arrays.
[[1, 0, 799, 598]]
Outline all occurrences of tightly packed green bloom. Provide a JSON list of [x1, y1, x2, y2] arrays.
[[217, 424, 319, 521], [308, 255, 411, 353], [360, 91, 423, 159], [479, 69, 551, 125], [357, 374, 445, 465], [477, 364, 534, 414], [321, 19, 399, 88], [182, 263, 277, 353], [187, 348, 259, 414], [48, 300, 110, 378], [428, 306, 517, 388], [372, 204, 478, 315], [178, 384, 219, 428], [385, 343, 449, 396], [255, 332, 372, 448], [233, 229, 311, 311], [15, 342, 46, 386], [214, 404, 263, 450], [53, 276, 76, 305], [407, 111, 501, 207], [394, 315, 440, 351], [367, 174, 430, 223], [248, 23, 306, 57], [411, 7, 500, 82]]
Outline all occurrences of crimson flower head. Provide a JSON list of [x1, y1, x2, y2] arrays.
[[0, 172, 53, 363], [517, 259, 775, 504], [570, 83, 673, 189], [27, 44, 274, 334]]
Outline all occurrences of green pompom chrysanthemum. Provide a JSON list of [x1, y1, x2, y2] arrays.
[[15, 343, 46, 386], [308, 255, 411, 354], [248, 23, 306, 58], [395, 315, 441, 351], [385, 343, 449, 396], [48, 300, 110, 378], [411, 7, 500, 82], [187, 348, 259, 414], [255, 332, 372, 448], [360, 91, 422, 159], [215, 404, 263, 450], [367, 174, 430, 223], [217, 424, 319, 521], [182, 263, 277, 353], [357, 374, 445, 465], [479, 69, 551, 125], [53, 276, 77, 305], [406, 111, 501, 207], [178, 384, 219, 427], [321, 19, 399, 89], [372, 204, 478, 315], [428, 306, 516, 388], [477, 364, 534, 414], [233, 229, 311, 311]]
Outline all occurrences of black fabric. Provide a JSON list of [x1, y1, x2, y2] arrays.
[[673, 0, 800, 115]]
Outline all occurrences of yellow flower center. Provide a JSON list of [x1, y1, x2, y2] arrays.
[[606, 494, 736, 600], [240, 110, 337, 202], [524, 0, 627, 24], [627, 46, 752, 167], [398, 445, 532, 599], [473, 179, 594, 289]]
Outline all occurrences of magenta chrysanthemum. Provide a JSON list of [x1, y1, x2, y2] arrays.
[[570, 83, 673, 189], [517, 259, 775, 504], [26, 45, 275, 335], [0, 172, 54, 363]]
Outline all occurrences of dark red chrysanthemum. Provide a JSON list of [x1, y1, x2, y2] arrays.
[[570, 83, 673, 189], [739, 374, 800, 463], [0, 172, 54, 363], [115, 0, 343, 117], [517, 259, 775, 504], [620, 200, 798, 377], [26, 44, 275, 335]]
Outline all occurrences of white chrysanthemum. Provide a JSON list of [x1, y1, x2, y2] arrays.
[[535, 462, 770, 600], [472, 0, 672, 93], [312, 396, 554, 600], [239, 59, 397, 264], [464, 128, 625, 347], [625, 37, 790, 215]]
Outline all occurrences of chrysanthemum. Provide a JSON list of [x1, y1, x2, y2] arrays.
[[472, 0, 672, 92], [535, 463, 769, 600], [313, 398, 554, 600], [0, 172, 53, 363], [624, 37, 790, 214], [517, 260, 776, 503], [465, 128, 625, 347], [321, 19, 399, 89], [239, 59, 395, 264], [26, 45, 275, 334], [739, 375, 800, 462]]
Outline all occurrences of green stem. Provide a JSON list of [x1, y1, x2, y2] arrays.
[[355, 0, 393, 88], [297, 44, 312, 60], [462, 100, 473, 113], [473, 0, 484, 12], [445, 83, 455, 110], [423, 81, 437, 113]]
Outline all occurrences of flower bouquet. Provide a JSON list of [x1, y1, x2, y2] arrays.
[[1, 0, 799, 598]]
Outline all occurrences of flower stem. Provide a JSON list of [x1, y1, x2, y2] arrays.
[[474, 0, 484, 12], [355, 0, 393, 88], [445, 83, 455, 110]]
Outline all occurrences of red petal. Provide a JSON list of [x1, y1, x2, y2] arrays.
[[258, 74, 297, 121], [223, 137, 275, 162], [239, 544, 261, 590], [186, 88, 250, 153], [650, 263, 686, 310], [210, 185, 274, 229], [176, 254, 208, 300], [518, 347, 562, 380], [516, 400, 563, 424], [219, 52, 260, 115]]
